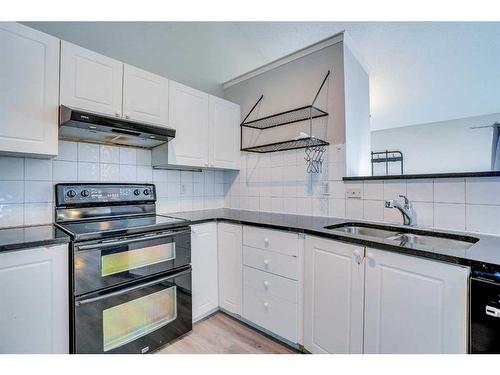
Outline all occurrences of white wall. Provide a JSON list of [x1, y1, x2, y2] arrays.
[[344, 41, 371, 176], [371, 113, 500, 174]]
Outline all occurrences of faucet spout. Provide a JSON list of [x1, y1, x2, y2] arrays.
[[385, 195, 416, 226]]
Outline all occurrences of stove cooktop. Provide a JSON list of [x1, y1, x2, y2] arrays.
[[57, 214, 190, 242]]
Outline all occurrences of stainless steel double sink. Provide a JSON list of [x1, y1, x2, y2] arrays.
[[324, 223, 478, 251]]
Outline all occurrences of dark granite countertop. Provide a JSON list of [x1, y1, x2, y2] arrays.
[[167, 208, 500, 271], [0, 225, 70, 253]]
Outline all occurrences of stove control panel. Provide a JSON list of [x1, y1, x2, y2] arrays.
[[56, 184, 156, 206]]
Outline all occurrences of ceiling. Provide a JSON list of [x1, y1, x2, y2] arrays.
[[24, 21, 500, 130]]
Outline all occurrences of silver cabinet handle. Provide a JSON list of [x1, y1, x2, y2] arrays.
[[75, 268, 190, 306], [77, 228, 191, 251], [486, 305, 500, 318]]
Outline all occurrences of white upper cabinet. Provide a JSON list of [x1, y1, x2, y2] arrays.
[[0, 22, 59, 157], [209, 96, 240, 169], [167, 81, 209, 167], [60, 41, 123, 117], [303, 236, 365, 354], [123, 64, 169, 126], [191, 222, 219, 322], [364, 248, 469, 354]]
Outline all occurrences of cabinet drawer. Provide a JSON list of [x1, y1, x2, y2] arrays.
[[243, 246, 298, 280], [243, 226, 298, 256], [243, 266, 298, 304], [243, 284, 298, 343]]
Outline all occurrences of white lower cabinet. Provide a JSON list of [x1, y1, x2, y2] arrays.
[[0, 244, 68, 353], [303, 236, 365, 354], [243, 266, 299, 343], [303, 236, 469, 354], [191, 223, 219, 322], [364, 248, 469, 354], [217, 223, 243, 315]]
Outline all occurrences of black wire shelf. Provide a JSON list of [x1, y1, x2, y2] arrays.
[[241, 137, 329, 153], [241, 105, 328, 130]]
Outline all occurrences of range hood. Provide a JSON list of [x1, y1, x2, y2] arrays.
[[59, 105, 175, 148]]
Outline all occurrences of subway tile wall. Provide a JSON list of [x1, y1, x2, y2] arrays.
[[224, 144, 500, 236], [0, 140, 227, 228]]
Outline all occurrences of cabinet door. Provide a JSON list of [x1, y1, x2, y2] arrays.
[[364, 248, 469, 354], [191, 222, 219, 322], [167, 81, 209, 168], [0, 22, 59, 156], [123, 64, 169, 126], [303, 236, 365, 354], [60, 41, 123, 116], [218, 223, 243, 315], [208, 96, 240, 169], [0, 244, 68, 353]]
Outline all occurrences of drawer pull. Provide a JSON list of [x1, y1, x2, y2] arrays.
[[263, 280, 270, 289], [263, 259, 270, 268], [264, 238, 269, 247], [263, 302, 269, 309]]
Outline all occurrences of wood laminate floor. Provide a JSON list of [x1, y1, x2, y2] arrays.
[[157, 312, 296, 354]]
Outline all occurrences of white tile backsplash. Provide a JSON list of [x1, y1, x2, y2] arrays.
[[406, 179, 433, 202], [434, 203, 466, 231], [3, 139, 500, 236], [100, 163, 120, 182], [466, 205, 500, 235], [56, 140, 77, 161], [0, 204, 23, 227], [0, 140, 228, 228], [24, 203, 52, 226], [78, 143, 99, 163], [25, 158, 52, 181], [466, 177, 500, 205], [78, 162, 100, 182], [0, 181, 24, 203], [119, 147, 137, 165], [100, 145, 120, 164], [434, 178, 465, 203], [0, 156, 24, 180], [24, 181, 52, 203], [363, 181, 384, 200], [53, 160, 78, 181]]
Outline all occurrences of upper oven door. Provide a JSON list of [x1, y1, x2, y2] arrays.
[[74, 227, 191, 296]]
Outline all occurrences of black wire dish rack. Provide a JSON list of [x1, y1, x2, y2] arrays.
[[240, 70, 331, 155]]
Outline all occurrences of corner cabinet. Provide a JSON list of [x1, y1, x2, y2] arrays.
[[0, 244, 69, 353], [304, 236, 364, 354], [208, 96, 240, 169], [123, 64, 169, 127], [303, 236, 469, 354], [218, 223, 243, 316], [363, 248, 469, 354], [60, 40, 123, 117], [191, 222, 219, 322], [0, 22, 59, 157]]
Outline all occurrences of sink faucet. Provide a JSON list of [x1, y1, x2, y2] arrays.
[[385, 195, 416, 226]]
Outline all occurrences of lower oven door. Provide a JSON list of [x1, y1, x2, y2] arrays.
[[74, 227, 190, 295], [74, 267, 192, 354]]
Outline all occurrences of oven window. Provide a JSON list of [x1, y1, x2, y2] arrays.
[[102, 286, 177, 352], [101, 243, 176, 277]]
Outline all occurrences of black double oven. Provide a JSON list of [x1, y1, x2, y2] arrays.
[[55, 183, 192, 354]]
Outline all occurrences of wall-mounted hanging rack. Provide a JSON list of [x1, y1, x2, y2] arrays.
[[371, 150, 404, 176], [240, 70, 331, 157]]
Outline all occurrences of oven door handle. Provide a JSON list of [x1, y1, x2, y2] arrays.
[[75, 268, 191, 306], [76, 228, 191, 251]]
